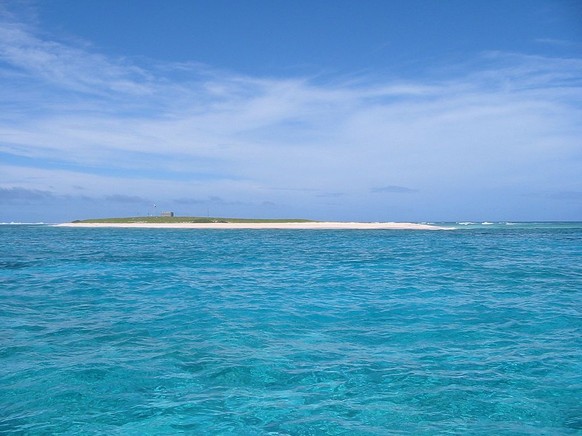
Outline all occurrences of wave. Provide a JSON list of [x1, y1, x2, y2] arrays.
[[0, 222, 47, 225]]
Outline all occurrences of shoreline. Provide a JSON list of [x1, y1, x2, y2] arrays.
[[54, 222, 449, 230]]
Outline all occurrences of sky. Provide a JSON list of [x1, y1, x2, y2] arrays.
[[1, 0, 581, 223]]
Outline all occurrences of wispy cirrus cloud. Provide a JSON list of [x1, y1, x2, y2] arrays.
[[0, 15, 153, 96], [1, 11, 581, 221]]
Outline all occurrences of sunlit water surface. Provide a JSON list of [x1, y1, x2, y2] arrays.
[[1, 223, 581, 434]]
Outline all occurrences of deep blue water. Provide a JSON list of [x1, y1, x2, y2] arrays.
[[1, 224, 581, 434]]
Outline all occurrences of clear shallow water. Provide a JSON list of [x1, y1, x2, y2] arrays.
[[1, 224, 581, 434]]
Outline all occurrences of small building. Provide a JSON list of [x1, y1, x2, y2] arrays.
[[161, 211, 174, 217]]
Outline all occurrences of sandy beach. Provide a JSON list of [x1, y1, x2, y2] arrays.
[[55, 222, 448, 230]]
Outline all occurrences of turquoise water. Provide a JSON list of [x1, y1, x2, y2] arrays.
[[1, 224, 581, 434]]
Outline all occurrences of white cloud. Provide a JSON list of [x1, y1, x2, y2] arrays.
[[0, 17, 153, 95], [0, 14, 581, 221]]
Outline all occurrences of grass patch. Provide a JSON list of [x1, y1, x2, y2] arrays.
[[72, 216, 317, 224]]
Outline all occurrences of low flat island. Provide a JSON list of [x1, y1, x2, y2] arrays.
[[55, 217, 448, 230]]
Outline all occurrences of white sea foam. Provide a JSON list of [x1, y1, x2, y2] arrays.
[[0, 222, 45, 225]]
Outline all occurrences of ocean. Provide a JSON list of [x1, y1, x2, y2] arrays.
[[1, 223, 581, 434]]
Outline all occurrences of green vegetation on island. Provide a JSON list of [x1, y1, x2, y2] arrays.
[[72, 216, 317, 224]]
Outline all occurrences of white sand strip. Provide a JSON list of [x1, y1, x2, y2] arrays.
[[54, 222, 448, 230]]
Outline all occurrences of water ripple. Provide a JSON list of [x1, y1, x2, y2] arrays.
[[1, 225, 581, 434]]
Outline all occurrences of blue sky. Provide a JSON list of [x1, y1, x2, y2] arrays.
[[1, 0, 581, 222]]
